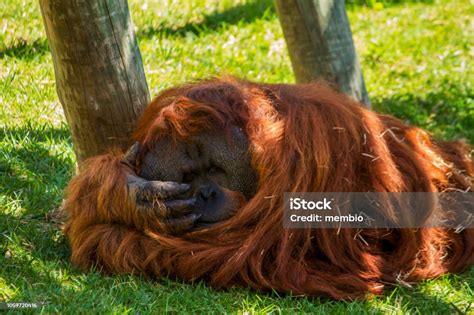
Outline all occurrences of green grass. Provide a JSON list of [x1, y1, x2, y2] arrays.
[[1, 0, 473, 313]]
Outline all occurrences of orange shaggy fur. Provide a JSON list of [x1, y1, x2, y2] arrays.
[[64, 78, 474, 299]]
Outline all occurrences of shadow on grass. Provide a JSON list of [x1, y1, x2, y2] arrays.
[[0, 124, 73, 260], [0, 241, 68, 305], [0, 0, 275, 58], [377, 274, 474, 313], [0, 38, 49, 60], [0, 124, 74, 215], [135, 0, 435, 40], [0, 123, 71, 147], [137, 0, 275, 39], [346, 0, 434, 9], [371, 88, 474, 143], [0, 0, 435, 59], [0, 124, 75, 308]]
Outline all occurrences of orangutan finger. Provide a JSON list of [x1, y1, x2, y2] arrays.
[[137, 197, 196, 219], [165, 214, 202, 233], [121, 142, 140, 168], [142, 198, 196, 218], [163, 197, 197, 213], [144, 181, 191, 200]]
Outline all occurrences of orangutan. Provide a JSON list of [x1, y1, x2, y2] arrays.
[[64, 77, 473, 299]]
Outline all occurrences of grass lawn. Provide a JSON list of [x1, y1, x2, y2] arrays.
[[1, 0, 473, 313]]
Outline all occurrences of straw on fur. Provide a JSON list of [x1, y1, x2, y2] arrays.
[[64, 77, 474, 299]]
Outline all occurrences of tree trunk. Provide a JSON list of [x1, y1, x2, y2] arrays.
[[274, 0, 370, 106], [40, 0, 150, 164]]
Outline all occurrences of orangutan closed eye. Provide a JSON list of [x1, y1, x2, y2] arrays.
[[125, 126, 257, 231], [63, 77, 474, 300]]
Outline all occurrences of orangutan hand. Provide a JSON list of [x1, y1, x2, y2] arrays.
[[121, 142, 200, 233]]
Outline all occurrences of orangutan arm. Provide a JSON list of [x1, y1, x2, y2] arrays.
[[63, 144, 199, 273]]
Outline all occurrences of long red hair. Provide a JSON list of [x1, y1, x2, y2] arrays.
[[64, 77, 474, 299]]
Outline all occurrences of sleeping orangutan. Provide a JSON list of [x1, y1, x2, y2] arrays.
[[64, 77, 474, 299]]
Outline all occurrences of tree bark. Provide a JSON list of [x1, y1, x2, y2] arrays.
[[40, 0, 150, 164], [274, 0, 370, 106]]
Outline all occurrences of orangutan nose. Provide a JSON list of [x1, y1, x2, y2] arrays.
[[198, 185, 217, 201]]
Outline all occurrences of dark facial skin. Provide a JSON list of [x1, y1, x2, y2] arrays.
[[138, 127, 258, 226]]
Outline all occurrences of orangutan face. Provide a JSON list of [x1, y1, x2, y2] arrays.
[[138, 126, 258, 225]]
